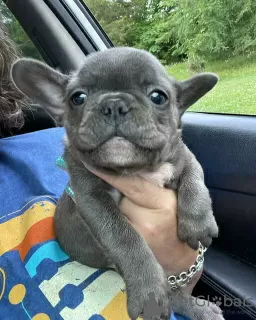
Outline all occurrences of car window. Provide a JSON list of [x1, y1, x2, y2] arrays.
[[0, 0, 42, 60], [85, 0, 256, 116]]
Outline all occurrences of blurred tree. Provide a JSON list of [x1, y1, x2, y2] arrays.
[[135, 0, 182, 64], [85, 0, 148, 46], [164, 0, 256, 67], [85, 0, 181, 63], [85, 0, 256, 67], [2, 0, 255, 66]]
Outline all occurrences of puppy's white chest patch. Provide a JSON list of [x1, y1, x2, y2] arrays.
[[138, 162, 175, 187]]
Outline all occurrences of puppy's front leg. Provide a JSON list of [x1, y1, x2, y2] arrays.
[[67, 160, 171, 319], [177, 146, 219, 250]]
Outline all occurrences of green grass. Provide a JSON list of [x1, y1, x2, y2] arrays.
[[165, 55, 256, 115]]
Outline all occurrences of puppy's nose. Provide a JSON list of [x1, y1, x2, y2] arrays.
[[100, 98, 131, 117]]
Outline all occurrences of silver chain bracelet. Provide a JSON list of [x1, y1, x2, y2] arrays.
[[167, 242, 207, 290]]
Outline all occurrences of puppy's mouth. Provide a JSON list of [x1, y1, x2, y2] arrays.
[[78, 135, 153, 172], [96, 136, 141, 167], [103, 136, 133, 148]]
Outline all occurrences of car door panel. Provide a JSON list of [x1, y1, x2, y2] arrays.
[[182, 112, 256, 319]]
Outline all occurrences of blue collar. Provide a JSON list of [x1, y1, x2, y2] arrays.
[[56, 156, 75, 199]]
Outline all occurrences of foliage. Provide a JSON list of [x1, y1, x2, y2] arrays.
[[85, 0, 256, 66], [1, 0, 256, 67], [169, 0, 256, 65], [85, 0, 148, 47]]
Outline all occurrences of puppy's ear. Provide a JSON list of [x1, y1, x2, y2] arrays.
[[176, 73, 219, 116], [11, 58, 69, 125]]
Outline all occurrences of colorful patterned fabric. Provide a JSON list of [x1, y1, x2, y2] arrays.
[[0, 128, 188, 320]]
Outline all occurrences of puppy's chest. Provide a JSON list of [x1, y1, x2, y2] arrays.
[[108, 163, 175, 204]]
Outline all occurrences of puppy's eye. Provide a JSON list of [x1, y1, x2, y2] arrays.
[[71, 92, 87, 106], [150, 91, 167, 105]]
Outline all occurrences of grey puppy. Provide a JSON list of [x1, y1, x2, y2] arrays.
[[11, 47, 223, 320]]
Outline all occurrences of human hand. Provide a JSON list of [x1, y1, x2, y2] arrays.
[[92, 170, 202, 294]]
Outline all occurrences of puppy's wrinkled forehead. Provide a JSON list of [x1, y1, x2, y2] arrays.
[[71, 47, 170, 91]]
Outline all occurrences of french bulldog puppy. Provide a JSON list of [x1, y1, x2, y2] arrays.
[[11, 47, 223, 320]]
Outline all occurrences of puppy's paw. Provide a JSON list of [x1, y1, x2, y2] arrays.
[[127, 276, 170, 320], [178, 211, 219, 250]]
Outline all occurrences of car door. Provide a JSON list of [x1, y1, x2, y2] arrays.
[[184, 112, 256, 320], [4, 1, 256, 319]]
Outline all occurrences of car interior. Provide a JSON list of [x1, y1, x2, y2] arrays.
[[2, 0, 256, 319]]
